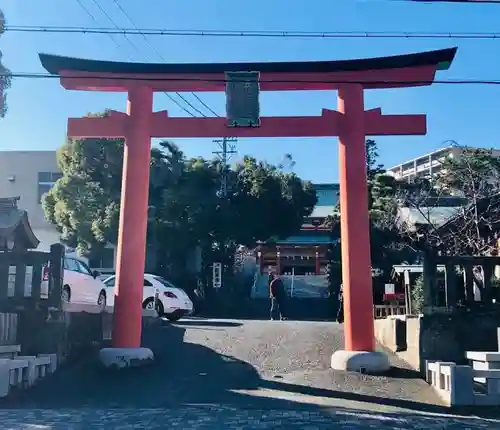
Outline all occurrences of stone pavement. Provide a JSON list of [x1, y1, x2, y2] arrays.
[[1, 406, 499, 429], [1, 318, 499, 428]]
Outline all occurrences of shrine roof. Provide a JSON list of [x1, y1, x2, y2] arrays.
[[39, 47, 456, 75], [0, 197, 40, 249]]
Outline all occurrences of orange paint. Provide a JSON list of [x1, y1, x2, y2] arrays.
[[112, 86, 153, 348], [43, 49, 455, 352], [338, 85, 375, 351]]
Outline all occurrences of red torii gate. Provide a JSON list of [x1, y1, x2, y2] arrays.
[[39, 47, 456, 370]]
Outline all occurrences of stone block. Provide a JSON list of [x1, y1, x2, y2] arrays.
[[38, 353, 57, 374], [15, 356, 37, 387], [0, 359, 10, 397], [466, 351, 500, 362], [449, 365, 474, 406], [0, 344, 20, 359], [374, 318, 406, 352]]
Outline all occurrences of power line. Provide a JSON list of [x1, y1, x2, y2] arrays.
[[109, 0, 218, 117], [6, 25, 500, 40], [406, 0, 500, 3], [4, 71, 500, 85], [89, 0, 207, 117], [74, 0, 198, 117], [73, 0, 124, 49], [213, 137, 238, 198]]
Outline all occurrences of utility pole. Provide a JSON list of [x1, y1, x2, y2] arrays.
[[213, 137, 238, 197]]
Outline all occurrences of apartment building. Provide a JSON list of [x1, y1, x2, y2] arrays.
[[387, 145, 500, 182], [0, 150, 115, 270], [0, 151, 60, 250]]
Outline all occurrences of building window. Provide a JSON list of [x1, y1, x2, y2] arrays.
[[88, 247, 115, 269], [38, 172, 62, 203]]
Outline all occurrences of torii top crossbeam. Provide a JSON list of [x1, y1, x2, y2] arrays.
[[38, 48, 456, 139], [40, 47, 456, 92]]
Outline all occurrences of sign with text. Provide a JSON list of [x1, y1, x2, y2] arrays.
[[225, 71, 260, 127], [384, 283, 395, 295], [213, 262, 222, 289]]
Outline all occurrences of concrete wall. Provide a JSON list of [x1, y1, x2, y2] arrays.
[[375, 311, 500, 374], [0, 151, 62, 252], [0, 151, 59, 229]]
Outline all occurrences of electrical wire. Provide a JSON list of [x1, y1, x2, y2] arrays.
[[74, 0, 199, 117], [6, 25, 500, 40], [73, 0, 124, 49], [5, 72, 500, 86], [110, 0, 219, 117], [404, 0, 500, 3], [89, 0, 209, 117]]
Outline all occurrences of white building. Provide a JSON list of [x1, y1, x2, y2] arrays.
[[0, 150, 115, 271], [387, 145, 500, 182]]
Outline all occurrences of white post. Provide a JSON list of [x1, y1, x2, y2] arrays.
[[290, 266, 295, 298]]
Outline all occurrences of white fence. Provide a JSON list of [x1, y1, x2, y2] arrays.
[[0, 313, 17, 346], [0, 345, 57, 397], [427, 351, 500, 406]]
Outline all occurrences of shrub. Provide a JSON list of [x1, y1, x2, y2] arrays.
[[411, 275, 424, 314]]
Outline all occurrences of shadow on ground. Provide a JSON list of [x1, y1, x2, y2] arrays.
[[170, 319, 243, 328], [1, 320, 499, 428]]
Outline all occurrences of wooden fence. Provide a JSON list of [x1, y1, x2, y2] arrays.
[[373, 304, 407, 319], [0, 243, 64, 313]]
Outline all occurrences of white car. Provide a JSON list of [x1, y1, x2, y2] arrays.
[[102, 273, 194, 321], [42, 257, 107, 307]]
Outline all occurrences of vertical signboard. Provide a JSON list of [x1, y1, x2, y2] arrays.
[[213, 262, 222, 289], [225, 71, 260, 127]]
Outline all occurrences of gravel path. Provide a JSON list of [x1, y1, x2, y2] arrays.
[[0, 317, 497, 429]]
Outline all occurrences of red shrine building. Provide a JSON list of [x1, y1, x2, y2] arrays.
[[256, 183, 339, 276]]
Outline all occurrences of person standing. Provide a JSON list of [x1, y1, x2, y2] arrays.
[[269, 273, 287, 320], [336, 283, 344, 323]]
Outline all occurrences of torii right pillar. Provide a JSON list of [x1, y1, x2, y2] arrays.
[[331, 83, 388, 372], [337, 84, 375, 354]]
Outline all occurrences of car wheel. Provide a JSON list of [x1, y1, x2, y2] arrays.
[[155, 300, 164, 316], [61, 286, 71, 303], [98, 291, 106, 310], [142, 298, 164, 317]]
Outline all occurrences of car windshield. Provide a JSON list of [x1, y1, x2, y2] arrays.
[[104, 276, 116, 286], [153, 276, 176, 289]]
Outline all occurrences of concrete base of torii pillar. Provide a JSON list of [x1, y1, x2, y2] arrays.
[[331, 350, 390, 373], [99, 347, 154, 369]]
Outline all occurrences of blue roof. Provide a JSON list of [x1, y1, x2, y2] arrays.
[[274, 235, 336, 245]]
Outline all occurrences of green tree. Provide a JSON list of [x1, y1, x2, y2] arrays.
[[43, 136, 318, 278], [42, 137, 124, 256], [0, 9, 11, 118], [324, 140, 418, 286]]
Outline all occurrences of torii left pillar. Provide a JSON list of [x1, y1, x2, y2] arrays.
[[100, 85, 155, 368]]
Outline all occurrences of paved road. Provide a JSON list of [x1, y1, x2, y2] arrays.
[[1, 318, 499, 429]]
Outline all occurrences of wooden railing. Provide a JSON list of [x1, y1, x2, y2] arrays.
[[373, 304, 407, 319]]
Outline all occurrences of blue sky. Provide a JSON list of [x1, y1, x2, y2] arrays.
[[1, 0, 499, 183]]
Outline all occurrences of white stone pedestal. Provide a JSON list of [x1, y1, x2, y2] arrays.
[[99, 347, 154, 369], [331, 350, 390, 374]]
